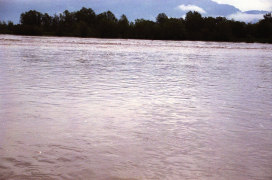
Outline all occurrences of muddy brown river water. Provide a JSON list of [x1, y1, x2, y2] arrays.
[[0, 35, 272, 179]]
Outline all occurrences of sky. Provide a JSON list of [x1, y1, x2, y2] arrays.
[[0, 0, 271, 23]]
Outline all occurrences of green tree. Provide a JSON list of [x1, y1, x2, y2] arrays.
[[75, 7, 96, 25], [156, 13, 168, 24], [96, 11, 118, 37], [2, 7, 272, 43], [134, 19, 157, 39], [20, 10, 42, 26], [41, 13, 52, 33], [118, 14, 130, 38], [185, 11, 204, 39], [231, 20, 246, 39], [256, 13, 272, 39], [185, 11, 203, 31]]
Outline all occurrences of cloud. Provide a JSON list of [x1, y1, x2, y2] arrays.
[[211, 0, 272, 11], [178, 4, 206, 14], [227, 12, 264, 22]]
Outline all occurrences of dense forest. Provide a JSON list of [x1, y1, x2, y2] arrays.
[[0, 7, 272, 43]]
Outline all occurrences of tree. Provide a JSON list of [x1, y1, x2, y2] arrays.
[[185, 11, 203, 31], [165, 18, 186, 40], [118, 14, 130, 38], [20, 10, 42, 26], [214, 17, 232, 41], [156, 13, 168, 24], [256, 13, 272, 39], [2, 7, 272, 43], [60, 10, 75, 25], [75, 7, 96, 25], [185, 11, 204, 39], [41, 13, 52, 32], [96, 11, 118, 37], [134, 19, 157, 39], [231, 20, 246, 39], [100, 11, 117, 23], [264, 13, 272, 22]]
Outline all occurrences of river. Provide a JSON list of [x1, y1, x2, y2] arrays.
[[0, 35, 272, 179]]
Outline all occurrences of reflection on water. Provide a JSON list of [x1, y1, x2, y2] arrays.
[[0, 35, 272, 180]]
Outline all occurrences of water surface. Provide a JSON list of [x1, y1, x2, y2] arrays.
[[0, 35, 272, 179]]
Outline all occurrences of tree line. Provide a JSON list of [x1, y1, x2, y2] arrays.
[[0, 7, 272, 43]]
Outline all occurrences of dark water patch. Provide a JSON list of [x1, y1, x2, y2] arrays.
[[37, 159, 55, 164], [56, 157, 72, 163]]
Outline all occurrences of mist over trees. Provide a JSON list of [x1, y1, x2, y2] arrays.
[[0, 7, 272, 43]]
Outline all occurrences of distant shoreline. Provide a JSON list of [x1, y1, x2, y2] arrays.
[[1, 8, 271, 44], [1, 33, 271, 45]]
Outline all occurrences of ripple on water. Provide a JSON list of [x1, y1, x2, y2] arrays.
[[0, 35, 272, 179]]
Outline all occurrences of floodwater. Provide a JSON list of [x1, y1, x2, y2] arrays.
[[0, 35, 272, 180]]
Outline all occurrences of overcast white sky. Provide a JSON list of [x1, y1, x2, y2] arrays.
[[211, 0, 272, 11]]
